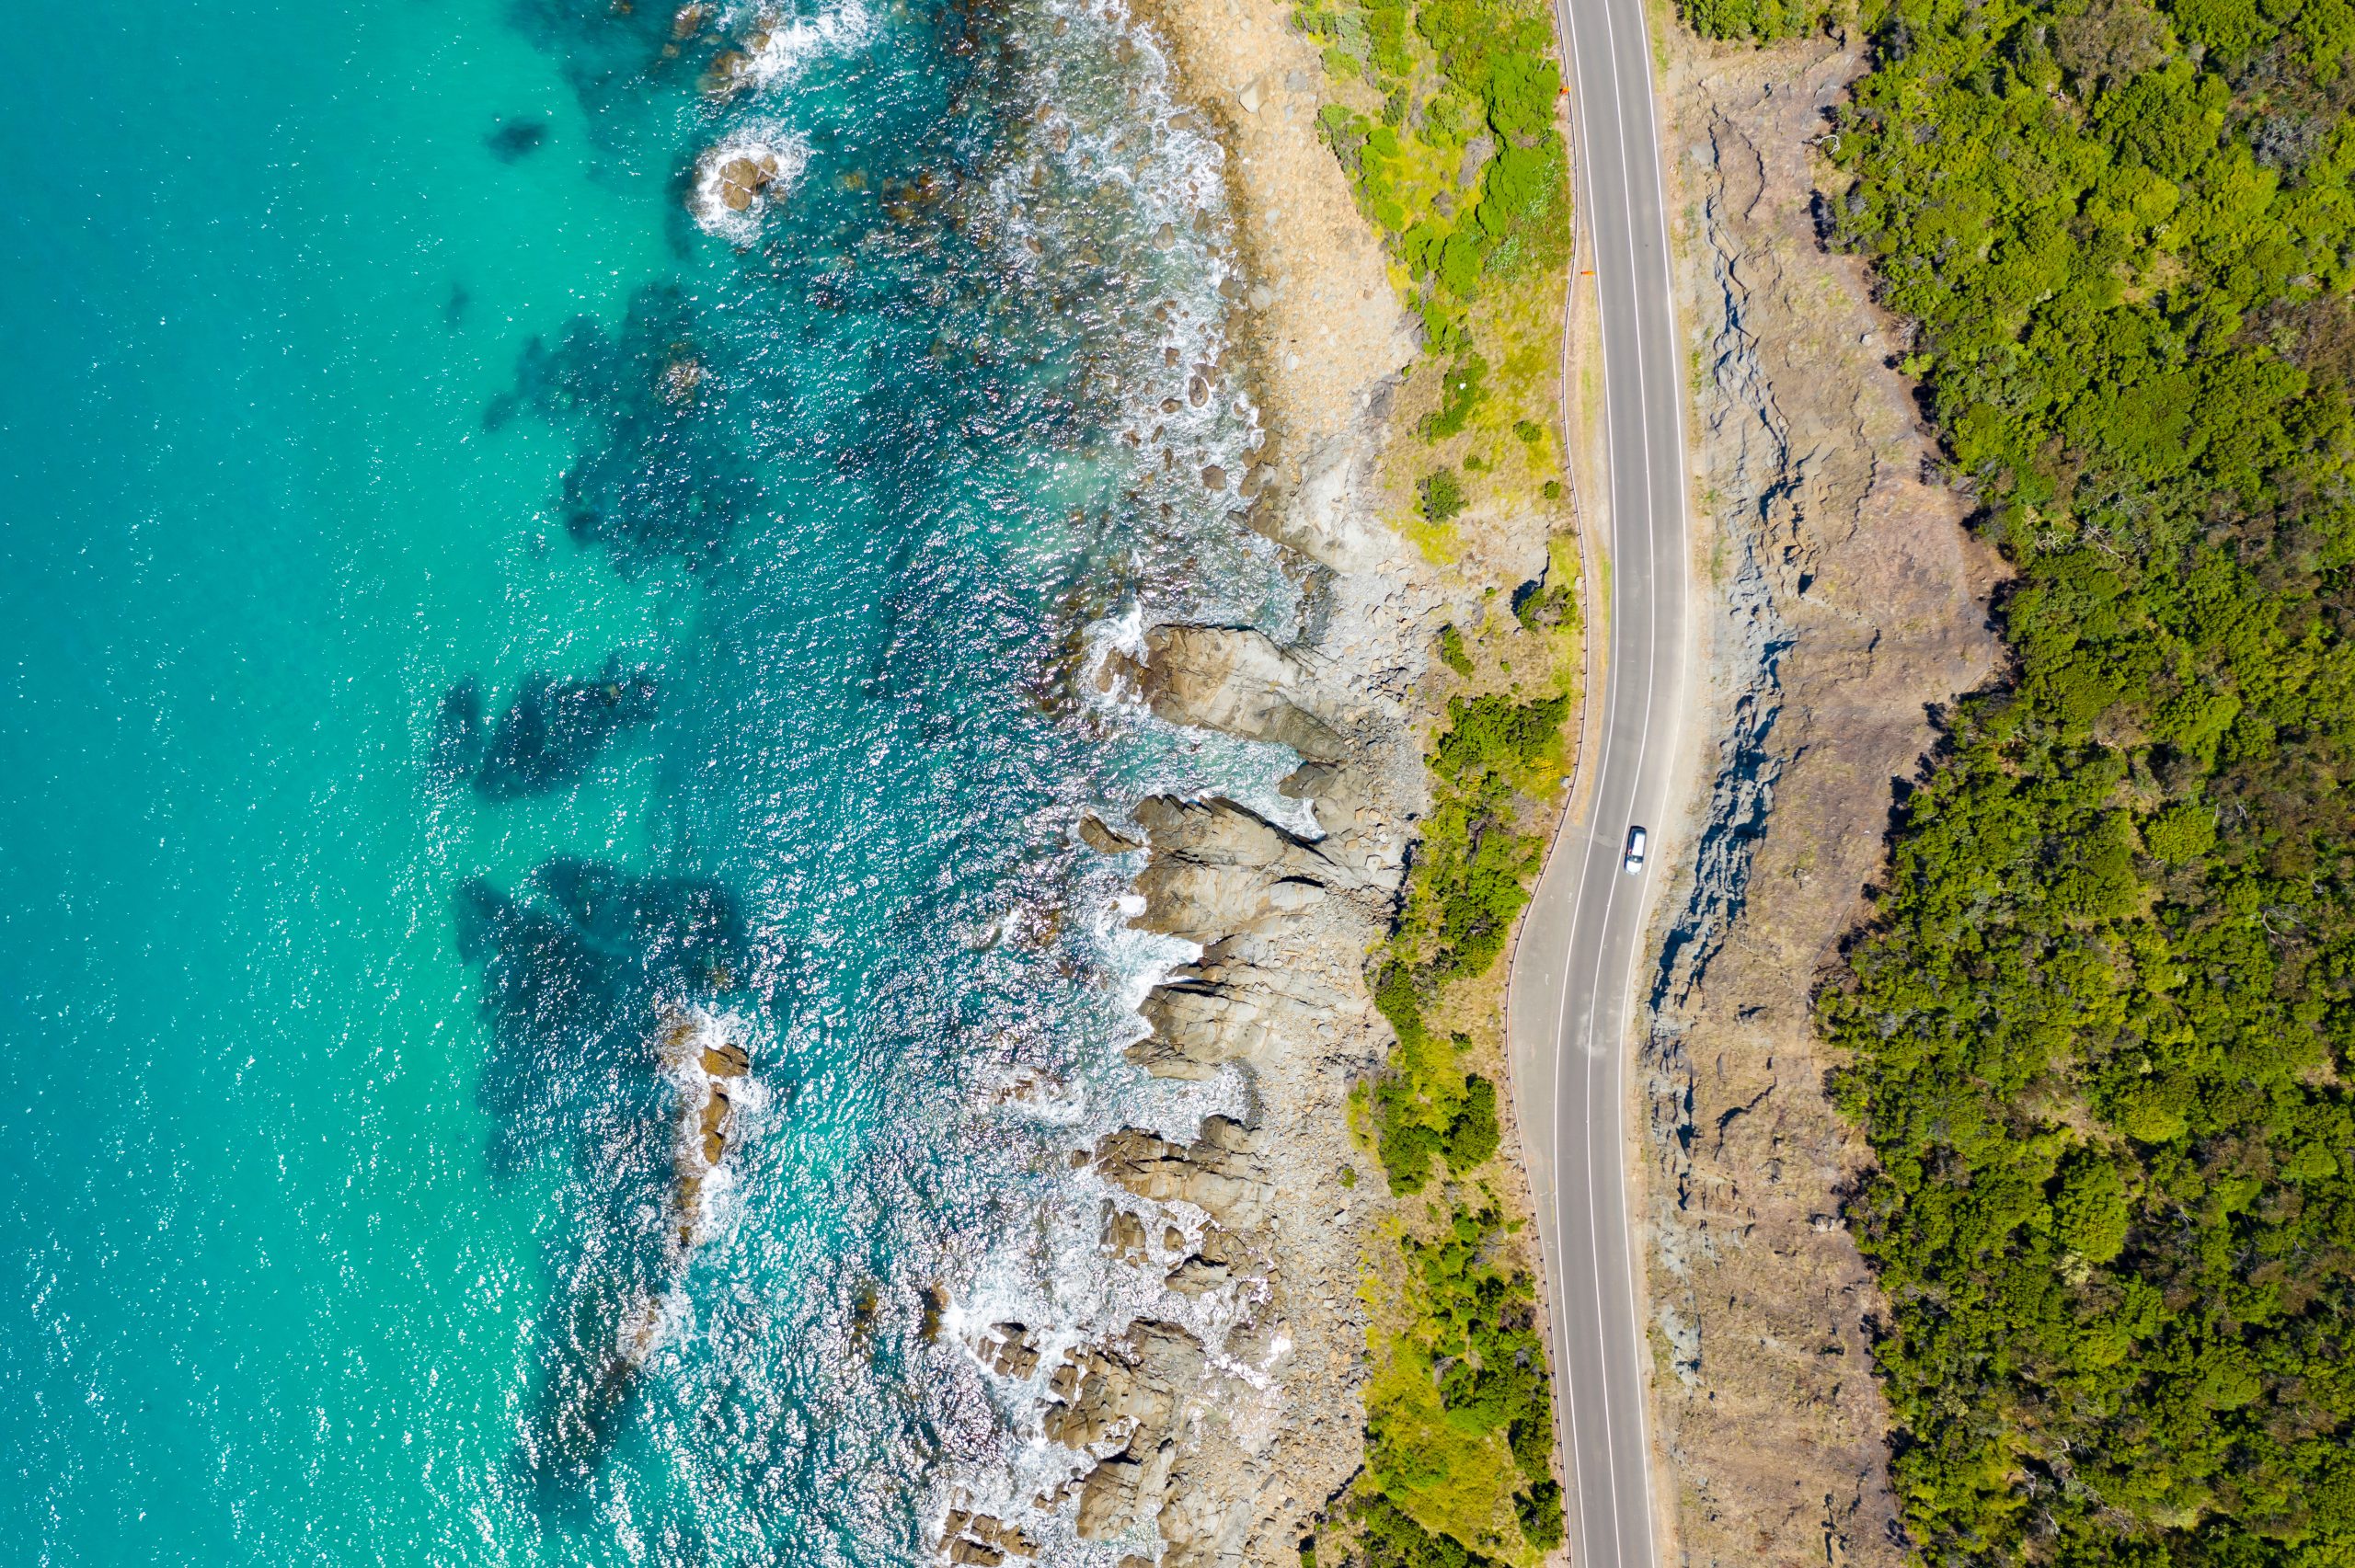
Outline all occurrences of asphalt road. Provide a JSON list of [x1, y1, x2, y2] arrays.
[[1506, 0, 1692, 1563]]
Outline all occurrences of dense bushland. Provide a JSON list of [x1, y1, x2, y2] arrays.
[[1696, 0, 2355, 1557], [1370, 692, 1568, 1197], [1357, 1203, 1564, 1561]]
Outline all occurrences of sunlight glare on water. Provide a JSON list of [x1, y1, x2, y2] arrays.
[[0, 0, 1298, 1561]]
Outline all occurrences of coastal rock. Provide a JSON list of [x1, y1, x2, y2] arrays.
[[1077, 813, 1144, 854], [1128, 939, 1350, 1080], [1091, 1116, 1273, 1228], [1128, 796, 1337, 944], [1075, 1440, 1178, 1539], [941, 1511, 1039, 1565], [1249, 436, 1395, 575], [1042, 1319, 1210, 1539], [972, 1321, 1041, 1380], [1165, 1224, 1250, 1296], [1157, 1459, 1257, 1568], [1103, 624, 1348, 761], [688, 135, 805, 239], [1102, 1203, 1152, 1265], [1042, 1318, 1201, 1449], [657, 1005, 752, 1256], [714, 154, 779, 212]]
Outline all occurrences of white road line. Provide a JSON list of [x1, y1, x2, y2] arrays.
[[1542, 0, 1692, 1558]]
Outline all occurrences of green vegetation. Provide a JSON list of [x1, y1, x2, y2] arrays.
[[1684, 0, 2355, 1556], [1357, 1204, 1564, 1561], [1438, 622, 1476, 675], [1300, 0, 1575, 549], [1680, 0, 1827, 42], [1373, 693, 1568, 1144], [1324, 684, 1572, 1566], [1424, 354, 1491, 439], [1299, 0, 1571, 350], [1298, 8, 1581, 1552], [1421, 465, 1469, 522]]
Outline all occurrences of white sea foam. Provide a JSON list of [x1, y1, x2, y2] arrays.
[[726, 0, 876, 91], [687, 126, 810, 244]]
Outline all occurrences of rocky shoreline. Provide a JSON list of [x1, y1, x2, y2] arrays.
[[1031, 474, 1448, 1565], [957, 0, 1576, 1561], [851, 0, 1597, 1553]]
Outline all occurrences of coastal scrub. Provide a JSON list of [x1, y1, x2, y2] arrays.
[[1322, 658, 1578, 1565], [1293, 0, 1574, 551], [1696, 0, 2355, 1556]]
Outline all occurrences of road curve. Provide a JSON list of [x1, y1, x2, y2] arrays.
[[1509, 0, 1692, 1562]]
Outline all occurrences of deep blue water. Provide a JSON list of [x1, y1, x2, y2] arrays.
[[0, 0, 1294, 1560]]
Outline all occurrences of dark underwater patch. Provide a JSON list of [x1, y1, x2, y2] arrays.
[[485, 285, 757, 576], [487, 119, 550, 162], [503, 0, 696, 136], [455, 860, 752, 1480], [431, 676, 487, 784], [474, 658, 661, 800]]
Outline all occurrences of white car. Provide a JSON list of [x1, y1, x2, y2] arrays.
[[1622, 825, 1648, 875]]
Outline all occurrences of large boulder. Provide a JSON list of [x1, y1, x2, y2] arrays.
[[1128, 795, 1336, 944], [1103, 624, 1348, 761], [1090, 1116, 1272, 1228]]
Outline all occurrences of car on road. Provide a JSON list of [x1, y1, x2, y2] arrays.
[[1623, 825, 1648, 875]]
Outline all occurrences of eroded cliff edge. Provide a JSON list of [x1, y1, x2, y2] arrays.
[[1639, 23, 2000, 1567]]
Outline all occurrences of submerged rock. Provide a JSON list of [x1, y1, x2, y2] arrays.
[[467, 657, 660, 801], [486, 119, 549, 163]]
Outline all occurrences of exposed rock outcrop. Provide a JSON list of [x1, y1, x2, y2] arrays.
[[1102, 624, 1350, 761], [657, 1004, 752, 1259], [1127, 795, 1341, 943], [1127, 936, 1361, 1080], [1077, 814, 1144, 855], [1091, 1117, 1275, 1230]]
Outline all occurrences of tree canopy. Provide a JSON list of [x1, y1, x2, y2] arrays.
[[1683, 0, 2355, 1557]]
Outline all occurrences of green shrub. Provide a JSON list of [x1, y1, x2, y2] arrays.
[[2051, 1152, 2131, 1264], [1439, 623, 1476, 676], [1420, 466, 1467, 522], [1352, 1492, 1499, 1568], [1679, 0, 1825, 40], [1442, 1075, 1500, 1171], [1512, 1482, 1563, 1551], [1425, 353, 1490, 439]]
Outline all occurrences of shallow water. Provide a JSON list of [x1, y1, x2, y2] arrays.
[[0, 0, 1295, 1560]]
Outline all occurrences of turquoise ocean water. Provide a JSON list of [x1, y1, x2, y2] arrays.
[[0, 0, 1298, 1560]]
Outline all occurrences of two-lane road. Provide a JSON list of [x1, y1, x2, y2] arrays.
[[1509, 0, 1692, 1562]]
